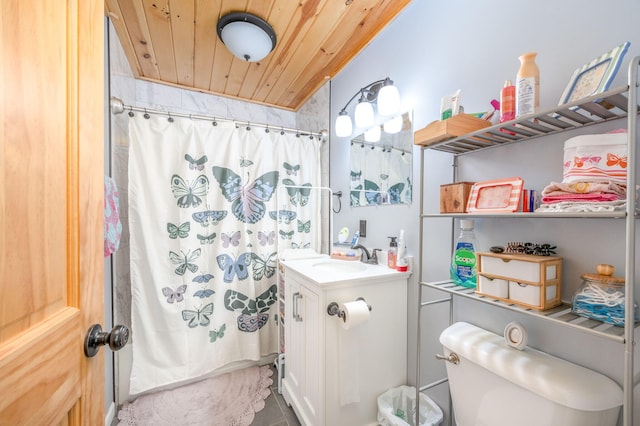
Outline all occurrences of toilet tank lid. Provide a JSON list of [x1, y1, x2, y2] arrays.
[[439, 322, 622, 411]]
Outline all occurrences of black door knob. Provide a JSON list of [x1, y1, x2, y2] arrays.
[[84, 324, 130, 357]]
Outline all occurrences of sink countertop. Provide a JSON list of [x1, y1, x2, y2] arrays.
[[281, 255, 411, 285]]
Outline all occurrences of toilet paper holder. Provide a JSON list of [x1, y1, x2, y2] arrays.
[[327, 297, 372, 319]]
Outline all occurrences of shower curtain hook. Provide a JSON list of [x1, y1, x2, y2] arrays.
[[246, 121, 251, 131], [143, 109, 150, 119], [212, 116, 218, 126], [128, 106, 134, 118], [280, 127, 285, 135], [167, 112, 174, 123], [265, 124, 270, 133]]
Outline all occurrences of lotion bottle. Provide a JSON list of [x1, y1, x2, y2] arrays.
[[387, 236, 398, 269], [516, 52, 540, 118], [500, 80, 516, 122]]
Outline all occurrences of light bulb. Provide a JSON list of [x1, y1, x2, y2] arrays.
[[383, 115, 403, 134], [364, 125, 381, 142], [377, 81, 400, 116], [354, 100, 374, 128], [335, 112, 353, 137]]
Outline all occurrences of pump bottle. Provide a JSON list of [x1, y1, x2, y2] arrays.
[[387, 236, 398, 269]]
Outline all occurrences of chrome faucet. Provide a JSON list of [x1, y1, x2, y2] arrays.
[[351, 244, 380, 264]]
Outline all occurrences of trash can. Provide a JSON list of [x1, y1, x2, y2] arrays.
[[377, 385, 443, 426]]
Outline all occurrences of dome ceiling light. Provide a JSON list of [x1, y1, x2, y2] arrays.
[[217, 12, 277, 62]]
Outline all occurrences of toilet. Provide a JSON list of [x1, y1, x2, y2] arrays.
[[439, 322, 622, 426]]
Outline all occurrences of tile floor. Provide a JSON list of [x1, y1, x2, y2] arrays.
[[251, 365, 301, 426]]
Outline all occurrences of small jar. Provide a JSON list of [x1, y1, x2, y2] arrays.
[[572, 264, 637, 326]]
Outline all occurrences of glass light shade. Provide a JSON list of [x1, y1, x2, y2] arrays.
[[354, 100, 374, 128], [377, 83, 401, 116], [220, 21, 274, 62], [383, 115, 403, 134], [335, 113, 353, 137], [364, 125, 381, 142]]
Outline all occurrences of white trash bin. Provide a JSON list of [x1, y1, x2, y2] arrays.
[[377, 386, 443, 426]]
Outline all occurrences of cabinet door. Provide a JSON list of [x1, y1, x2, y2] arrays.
[[283, 277, 321, 425]]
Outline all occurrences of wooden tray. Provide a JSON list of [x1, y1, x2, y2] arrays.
[[414, 114, 491, 147]]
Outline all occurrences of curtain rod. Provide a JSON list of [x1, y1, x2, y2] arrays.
[[109, 97, 328, 142], [350, 138, 411, 155]]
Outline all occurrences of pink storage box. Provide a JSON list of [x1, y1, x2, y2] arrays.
[[563, 133, 627, 183]]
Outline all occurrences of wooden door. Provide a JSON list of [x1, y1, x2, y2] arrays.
[[0, 0, 104, 424]]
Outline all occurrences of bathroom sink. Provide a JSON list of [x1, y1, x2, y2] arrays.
[[310, 259, 368, 274], [282, 255, 410, 285]]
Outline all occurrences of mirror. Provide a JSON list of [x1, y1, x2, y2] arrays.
[[349, 111, 412, 206]]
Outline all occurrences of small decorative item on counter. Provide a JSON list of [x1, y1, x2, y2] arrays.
[[387, 236, 398, 269], [440, 89, 461, 120], [505, 242, 557, 256], [572, 264, 638, 326], [516, 52, 540, 118], [337, 227, 349, 244]]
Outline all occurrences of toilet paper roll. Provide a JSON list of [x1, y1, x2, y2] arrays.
[[339, 300, 370, 330], [504, 322, 528, 350]]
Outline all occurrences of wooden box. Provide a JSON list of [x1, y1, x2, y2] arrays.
[[414, 114, 491, 147], [476, 252, 563, 311], [440, 182, 474, 213]]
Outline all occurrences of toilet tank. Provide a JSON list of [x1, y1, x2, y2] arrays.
[[439, 322, 622, 426]]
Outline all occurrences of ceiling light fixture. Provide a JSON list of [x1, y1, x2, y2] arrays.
[[217, 12, 277, 62], [334, 77, 401, 138]]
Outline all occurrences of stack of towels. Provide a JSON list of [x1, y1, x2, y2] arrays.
[[536, 131, 629, 213]]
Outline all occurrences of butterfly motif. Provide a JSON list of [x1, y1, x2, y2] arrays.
[[169, 249, 201, 276], [212, 167, 279, 224], [364, 179, 382, 204], [351, 170, 362, 181], [192, 210, 227, 227], [161, 285, 187, 304], [239, 157, 254, 167], [197, 232, 216, 245], [606, 153, 627, 168], [237, 313, 269, 332], [258, 230, 275, 246], [193, 288, 215, 298], [292, 241, 311, 249], [388, 182, 406, 204], [224, 284, 277, 315], [279, 230, 294, 240], [185, 154, 207, 171], [350, 184, 363, 206], [181, 303, 214, 328], [221, 231, 241, 248], [216, 252, 252, 283], [283, 162, 300, 176], [251, 252, 277, 280], [268, 209, 297, 224], [192, 273, 214, 283], [380, 173, 389, 180], [171, 174, 209, 208], [167, 222, 190, 239], [282, 178, 312, 206], [297, 219, 311, 233], [209, 324, 226, 342]]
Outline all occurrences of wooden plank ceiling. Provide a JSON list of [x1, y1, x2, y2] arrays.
[[105, 0, 411, 111]]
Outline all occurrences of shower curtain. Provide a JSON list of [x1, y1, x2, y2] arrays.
[[127, 114, 321, 395]]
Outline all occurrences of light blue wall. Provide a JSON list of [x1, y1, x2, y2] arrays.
[[330, 1, 640, 423]]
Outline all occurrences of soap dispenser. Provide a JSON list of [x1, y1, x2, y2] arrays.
[[388, 236, 398, 269]]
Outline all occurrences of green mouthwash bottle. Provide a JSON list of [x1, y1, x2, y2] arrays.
[[450, 219, 478, 288]]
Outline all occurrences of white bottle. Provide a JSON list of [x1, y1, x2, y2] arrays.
[[449, 220, 479, 288]]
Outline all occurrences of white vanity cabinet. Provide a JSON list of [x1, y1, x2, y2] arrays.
[[281, 257, 409, 426]]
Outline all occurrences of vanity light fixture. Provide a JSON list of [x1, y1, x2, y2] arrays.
[[217, 12, 277, 62], [364, 125, 381, 142], [383, 115, 403, 134], [335, 77, 401, 137]]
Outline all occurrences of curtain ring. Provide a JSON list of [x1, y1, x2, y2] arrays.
[[143, 109, 150, 119], [265, 125, 270, 133], [280, 127, 285, 135], [167, 112, 174, 123], [246, 122, 251, 131], [212, 116, 218, 126], [128, 106, 134, 117], [295, 131, 300, 138]]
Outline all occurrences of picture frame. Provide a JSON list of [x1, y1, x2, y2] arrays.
[[558, 41, 630, 106], [466, 177, 524, 213]]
